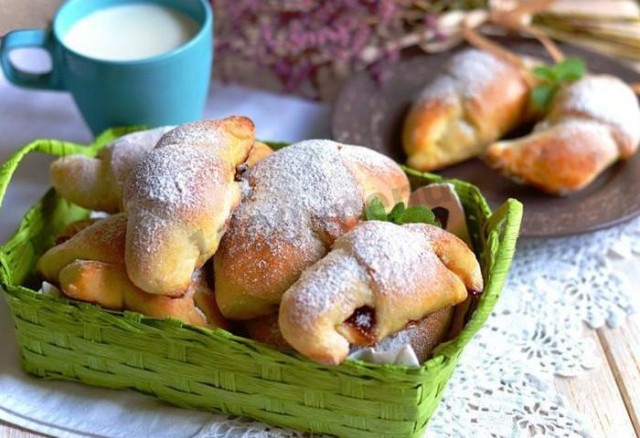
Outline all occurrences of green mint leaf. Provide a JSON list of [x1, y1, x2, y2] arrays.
[[532, 65, 557, 82], [364, 197, 388, 221], [532, 84, 556, 110], [554, 57, 585, 82], [396, 205, 438, 226], [365, 198, 441, 227], [387, 202, 406, 223]]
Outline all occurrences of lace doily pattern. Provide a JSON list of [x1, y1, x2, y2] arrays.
[[196, 216, 640, 438]]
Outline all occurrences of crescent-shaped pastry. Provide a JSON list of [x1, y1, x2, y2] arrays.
[[278, 221, 482, 365], [213, 140, 411, 320]]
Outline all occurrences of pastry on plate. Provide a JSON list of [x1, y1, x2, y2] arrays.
[[278, 220, 482, 365], [123, 117, 255, 296], [213, 139, 411, 320], [485, 75, 640, 195], [403, 49, 533, 171], [37, 215, 228, 329]]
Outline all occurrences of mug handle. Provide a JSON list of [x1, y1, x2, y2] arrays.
[[0, 29, 63, 90]]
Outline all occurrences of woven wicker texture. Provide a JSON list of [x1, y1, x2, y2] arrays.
[[0, 130, 523, 438]]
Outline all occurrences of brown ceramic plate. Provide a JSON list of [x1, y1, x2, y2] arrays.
[[332, 38, 640, 237]]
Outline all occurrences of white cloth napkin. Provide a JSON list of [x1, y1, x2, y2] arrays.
[[0, 57, 330, 437]]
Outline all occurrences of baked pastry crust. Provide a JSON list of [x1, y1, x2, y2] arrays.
[[246, 306, 453, 364], [50, 126, 173, 213], [123, 117, 255, 296], [278, 221, 482, 365], [38, 215, 228, 328], [213, 140, 410, 320], [403, 49, 532, 171], [485, 75, 640, 195]]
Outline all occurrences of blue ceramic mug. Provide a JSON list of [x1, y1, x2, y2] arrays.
[[0, 0, 213, 134]]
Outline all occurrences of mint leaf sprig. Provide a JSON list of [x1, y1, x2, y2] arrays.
[[365, 197, 440, 227], [531, 57, 586, 111]]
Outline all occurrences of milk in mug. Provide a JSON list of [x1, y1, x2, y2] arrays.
[[63, 3, 199, 61]]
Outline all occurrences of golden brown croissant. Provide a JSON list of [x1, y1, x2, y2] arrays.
[[38, 216, 228, 329], [123, 117, 255, 296], [278, 221, 482, 365], [37, 214, 129, 281], [403, 49, 532, 171], [60, 261, 227, 329], [485, 75, 640, 195], [50, 126, 173, 213], [213, 140, 411, 320]]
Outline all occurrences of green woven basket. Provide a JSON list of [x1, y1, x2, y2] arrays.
[[0, 129, 523, 438]]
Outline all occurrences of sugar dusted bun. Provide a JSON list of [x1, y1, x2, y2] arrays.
[[50, 126, 173, 213], [403, 49, 532, 171], [485, 75, 640, 195], [123, 117, 255, 296], [60, 261, 227, 329], [37, 214, 129, 282], [37, 216, 228, 329], [245, 307, 453, 364], [213, 140, 410, 320], [279, 221, 482, 365]]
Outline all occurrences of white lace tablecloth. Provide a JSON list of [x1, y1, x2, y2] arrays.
[[0, 56, 638, 437]]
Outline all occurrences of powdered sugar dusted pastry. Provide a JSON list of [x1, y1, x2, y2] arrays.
[[245, 306, 453, 364], [403, 49, 532, 171], [278, 221, 482, 365], [213, 140, 411, 320], [123, 117, 255, 296], [37, 215, 228, 329], [50, 126, 173, 213], [485, 75, 640, 195]]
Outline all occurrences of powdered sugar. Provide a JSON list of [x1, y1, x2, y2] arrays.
[[106, 126, 174, 186], [556, 75, 640, 146], [336, 221, 438, 301], [448, 49, 513, 99], [415, 49, 515, 107], [156, 121, 225, 153], [339, 143, 409, 184], [284, 247, 370, 331], [417, 76, 459, 105], [536, 118, 618, 155], [284, 222, 442, 330], [229, 140, 364, 248], [125, 145, 220, 214]]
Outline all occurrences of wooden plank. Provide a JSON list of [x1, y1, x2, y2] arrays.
[[598, 318, 640, 436], [554, 324, 637, 437], [597, 255, 640, 436]]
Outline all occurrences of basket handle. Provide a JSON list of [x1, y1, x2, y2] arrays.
[[485, 198, 524, 274], [0, 128, 143, 212]]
